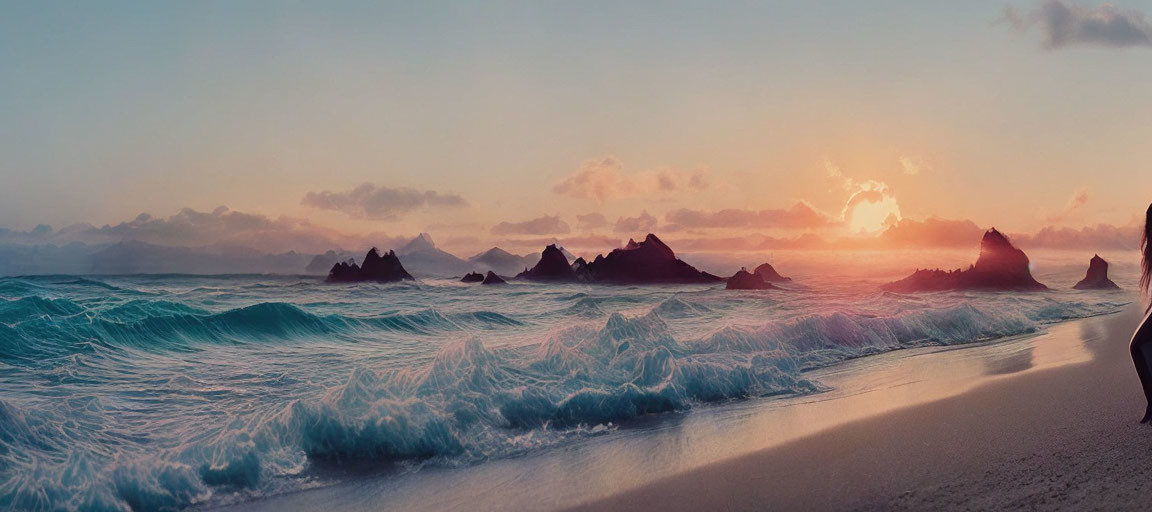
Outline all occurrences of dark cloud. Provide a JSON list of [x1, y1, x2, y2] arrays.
[[490, 215, 571, 236], [301, 183, 467, 220], [614, 211, 658, 233], [1002, 0, 1152, 49], [575, 212, 609, 230], [664, 202, 837, 231]]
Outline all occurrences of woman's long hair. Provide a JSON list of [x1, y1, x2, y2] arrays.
[[1143, 202, 1152, 310]]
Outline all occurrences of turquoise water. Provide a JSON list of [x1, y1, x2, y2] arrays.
[[0, 274, 1129, 510]]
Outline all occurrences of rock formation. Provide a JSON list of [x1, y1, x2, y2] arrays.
[[326, 248, 414, 283], [1073, 254, 1119, 290], [461, 272, 484, 283], [481, 271, 506, 285], [753, 263, 791, 282], [585, 234, 722, 284], [516, 244, 577, 281], [517, 234, 721, 284], [882, 228, 1047, 292], [726, 268, 775, 290]]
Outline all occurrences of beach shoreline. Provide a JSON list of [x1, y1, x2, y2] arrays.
[[208, 304, 1142, 512], [571, 305, 1151, 511]]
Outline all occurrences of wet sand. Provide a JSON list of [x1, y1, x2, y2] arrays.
[[572, 305, 1152, 511]]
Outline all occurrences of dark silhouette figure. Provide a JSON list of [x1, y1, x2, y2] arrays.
[[1131, 203, 1152, 422]]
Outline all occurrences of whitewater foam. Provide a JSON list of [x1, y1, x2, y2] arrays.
[[0, 274, 1131, 510]]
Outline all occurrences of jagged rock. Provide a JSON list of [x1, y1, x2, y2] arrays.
[[1074, 254, 1119, 290], [461, 272, 484, 283], [883, 229, 1047, 292], [518, 234, 720, 285], [481, 271, 506, 285], [753, 263, 791, 282], [326, 259, 361, 281], [516, 244, 576, 281], [326, 248, 414, 283], [726, 268, 775, 290], [584, 234, 722, 284]]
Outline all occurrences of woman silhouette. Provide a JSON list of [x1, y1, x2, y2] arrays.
[[1131, 202, 1152, 422]]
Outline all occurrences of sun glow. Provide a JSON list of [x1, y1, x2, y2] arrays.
[[848, 196, 901, 233]]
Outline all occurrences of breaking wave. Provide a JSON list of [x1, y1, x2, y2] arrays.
[[0, 275, 1130, 510]]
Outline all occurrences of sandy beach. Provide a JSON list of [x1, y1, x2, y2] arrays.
[[573, 305, 1152, 511], [204, 299, 1142, 512]]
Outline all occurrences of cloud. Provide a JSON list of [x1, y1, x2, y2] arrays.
[[1001, 0, 1152, 49], [575, 212, 609, 230], [824, 158, 853, 191], [614, 211, 659, 233], [1014, 222, 1141, 249], [0, 206, 404, 254], [552, 157, 710, 202], [1045, 187, 1090, 223], [301, 183, 467, 220], [490, 215, 571, 235], [492, 235, 623, 254], [877, 217, 986, 248], [900, 155, 927, 176], [664, 202, 838, 231], [666, 234, 832, 252]]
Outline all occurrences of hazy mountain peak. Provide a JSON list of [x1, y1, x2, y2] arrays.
[[401, 232, 437, 253]]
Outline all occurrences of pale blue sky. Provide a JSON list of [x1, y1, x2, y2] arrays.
[[2, 0, 1151, 250]]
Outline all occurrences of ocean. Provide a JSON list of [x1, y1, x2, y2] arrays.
[[0, 269, 1132, 510]]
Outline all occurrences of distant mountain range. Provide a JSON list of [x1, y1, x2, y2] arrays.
[[387, 233, 540, 277], [0, 240, 314, 276], [0, 232, 649, 278], [0, 232, 555, 277], [466, 246, 540, 276]]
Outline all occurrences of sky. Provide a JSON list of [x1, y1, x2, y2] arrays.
[[2, 0, 1151, 256]]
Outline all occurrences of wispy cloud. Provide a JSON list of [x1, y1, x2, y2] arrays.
[[1045, 187, 1090, 223], [1001, 0, 1152, 50], [301, 183, 467, 220], [899, 155, 927, 176]]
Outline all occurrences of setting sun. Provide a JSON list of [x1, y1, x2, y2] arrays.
[[4, 1, 1152, 511], [849, 196, 902, 233]]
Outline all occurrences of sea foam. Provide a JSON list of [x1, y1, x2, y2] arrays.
[[0, 275, 1130, 510]]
